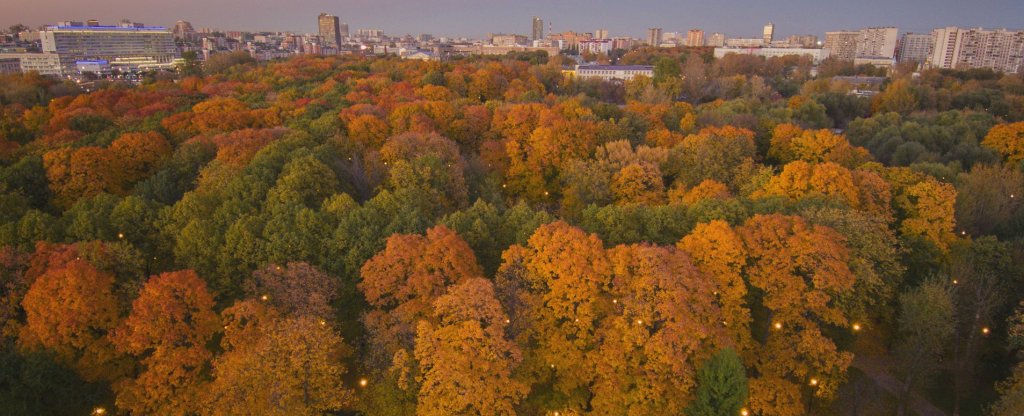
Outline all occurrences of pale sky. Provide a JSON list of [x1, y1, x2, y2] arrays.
[[3, 0, 1022, 39]]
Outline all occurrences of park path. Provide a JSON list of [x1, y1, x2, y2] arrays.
[[851, 355, 947, 416]]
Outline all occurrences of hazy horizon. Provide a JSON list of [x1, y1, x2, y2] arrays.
[[2, 0, 1022, 39]]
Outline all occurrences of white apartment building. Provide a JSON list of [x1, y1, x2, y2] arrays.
[[856, 27, 899, 58], [579, 39, 613, 55], [713, 47, 831, 64], [725, 38, 765, 48], [824, 31, 860, 61], [0, 53, 64, 76], [574, 65, 654, 82], [929, 27, 1024, 74]]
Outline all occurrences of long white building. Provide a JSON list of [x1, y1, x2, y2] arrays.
[[41, 21, 179, 72], [0, 53, 64, 76], [713, 47, 831, 64], [574, 65, 654, 82]]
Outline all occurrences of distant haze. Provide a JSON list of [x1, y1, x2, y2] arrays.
[[3, 0, 1022, 39]]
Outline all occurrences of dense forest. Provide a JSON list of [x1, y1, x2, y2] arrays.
[[1, 49, 1024, 415]]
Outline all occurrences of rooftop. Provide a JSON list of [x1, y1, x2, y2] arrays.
[[577, 65, 653, 70], [46, 26, 169, 32]]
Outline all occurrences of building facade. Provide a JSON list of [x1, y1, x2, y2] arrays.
[[714, 47, 831, 64], [686, 29, 705, 47], [594, 29, 609, 40], [172, 20, 195, 40], [725, 38, 764, 48], [532, 17, 544, 41], [856, 27, 899, 59], [786, 34, 819, 48], [707, 32, 726, 47], [491, 34, 529, 46], [897, 32, 934, 64], [647, 28, 663, 46], [824, 31, 859, 61], [763, 23, 775, 44], [41, 22, 178, 72], [574, 64, 654, 82], [612, 37, 636, 50], [318, 13, 342, 49], [0, 53, 64, 76], [928, 27, 1024, 73], [0, 58, 19, 74], [579, 39, 612, 55]]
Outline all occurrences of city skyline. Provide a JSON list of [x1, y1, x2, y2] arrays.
[[3, 0, 1022, 39]]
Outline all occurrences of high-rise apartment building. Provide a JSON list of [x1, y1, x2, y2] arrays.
[[595, 29, 609, 40], [928, 27, 1024, 74], [856, 27, 899, 58], [897, 32, 934, 64], [786, 34, 819, 48], [612, 37, 635, 50], [40, 21, 178, 72], [686, 29, 705, 47], [763, 22, 775, 44], [707, 32, 726, 47], [532, 17, 544, 41], [318, 13, 342, 48], [356, 29, 384, 40], [647, 28, 663, 46], [172, 20, 195, 40], [340, 22, 349, 39], [824, 31, 860, 61]]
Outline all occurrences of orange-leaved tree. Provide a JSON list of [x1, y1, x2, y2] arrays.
[[203, 300, 354, 415], [590, 244, 725, 414], [359, 225, 483, 369], [111, 270, 219, 416], [414, 278, 528, 415], [19, 258, 126, 382]]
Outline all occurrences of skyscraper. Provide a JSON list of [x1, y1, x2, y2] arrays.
[[763, 22, 775, 44], [647, 28, 663, 46], [532, 17, 544, 41], [318, 13, 341, 49], [595, 29, 609, 40], [686, 29, 705, 47]]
